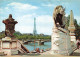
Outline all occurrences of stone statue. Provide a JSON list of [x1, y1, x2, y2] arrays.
[[3, 14, 18, 37], [53, 5, 65, 28], [50, 5, 72, 55]]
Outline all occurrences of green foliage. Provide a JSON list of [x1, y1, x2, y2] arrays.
[[0, 33, 5, 39], [13, 32, 51, 40], [0, 31, 50, 40], [65, 15, 70, 29], [74, 19, 80, 39]]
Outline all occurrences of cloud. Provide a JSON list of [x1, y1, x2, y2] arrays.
[[41, 3, 57, 7], [37, 27, 52, 35], [37, 15, 53, 23], [14, 13, 35, 33], [36, 15, 53, 35], [15, 13, 37, 25], [15, 25, 33, 33], [8, 2, 38, 10], [14, 14, 53, 35]]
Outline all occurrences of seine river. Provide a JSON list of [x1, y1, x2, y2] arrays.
[[24, 42, 51, 51]]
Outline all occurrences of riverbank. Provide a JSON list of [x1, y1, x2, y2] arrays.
[[2, 54, 80, 57], [1, 49, 80, 57]]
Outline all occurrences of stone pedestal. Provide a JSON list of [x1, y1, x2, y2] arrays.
[[50, 28, 72, 55], [0, 37, 29, 55], [1, 37, 12, 55], [0, 37, 18, 55], [68, 10, 77, 51], [70, 35, 77, 51], [68, 28, 77, 51]]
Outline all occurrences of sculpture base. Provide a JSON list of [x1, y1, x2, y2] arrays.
[[70, 36, 77, 51], [0, 37, 29, 55], [50, 28, 72, 55], [2, 37, 11, 41]]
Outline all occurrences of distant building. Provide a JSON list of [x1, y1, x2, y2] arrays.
[[23, 33, 33, 35], [39, 33, 44, 36], [33, 18, 37, 36], [0, 31, 5, 35]]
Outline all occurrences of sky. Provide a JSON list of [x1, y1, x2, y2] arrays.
[[0, 0, 80, 35]]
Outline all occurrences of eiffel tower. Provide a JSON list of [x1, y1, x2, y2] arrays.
[[33, 17, 37, 36]]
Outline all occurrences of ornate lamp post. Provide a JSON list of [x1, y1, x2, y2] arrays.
[[3, 14, 18, 37]]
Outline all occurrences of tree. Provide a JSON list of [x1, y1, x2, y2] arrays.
[[66, 15, 80, 39], [65, 15, 70, 29], [74, 19, 80, 39]]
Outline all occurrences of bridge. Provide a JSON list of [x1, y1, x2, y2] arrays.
[[23, 39, 50, 45]]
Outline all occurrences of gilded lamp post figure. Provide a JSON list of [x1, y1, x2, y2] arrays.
[[3, 14, 18, 37]]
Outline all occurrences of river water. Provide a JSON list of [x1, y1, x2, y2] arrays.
[[24, 42, 51, 51]]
